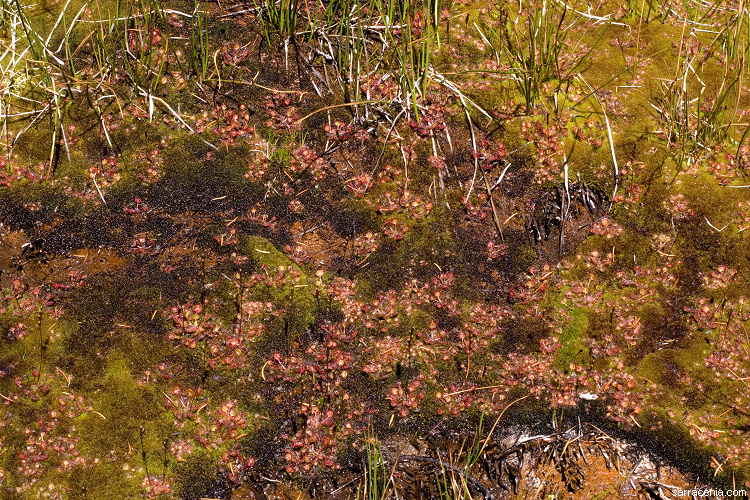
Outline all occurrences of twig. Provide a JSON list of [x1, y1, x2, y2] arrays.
[[296, 100, 380, 125], [483, 171, 503, 240], [479, 394, 530, 456], [143, 92, 218, 150], [461, 98, 480, 203], [578, 74, 618, 209], [371, 108, 407, 180], [79, 9, 196, 23], [554, 0, 628, 26], [92, 174, 107, 206], [400, 455, 491, 498], [705, 217, 729, 232]]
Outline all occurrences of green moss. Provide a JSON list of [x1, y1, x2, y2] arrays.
[[555, 306, 589, 370], [240, 235, 292, 269], [239, 234, 317, 341], [67, 462, 145, 499], [637, 344, 701, 389], [174, 450, 223, 500], [80, 356, 171, 461]]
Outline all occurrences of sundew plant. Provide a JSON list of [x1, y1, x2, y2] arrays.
[[1, 0, 750, 498]]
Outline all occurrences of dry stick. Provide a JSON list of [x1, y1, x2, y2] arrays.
[[478, 394, 530, 457], [462, 100, 480, 203], [60, 109, 71, 162], [577, 74, 618, 209], [428, 68, 492, 201], [52, 2, 88, 53], [442, 384, 505, 397], [635, 0, 646, 62], [95, 101, 115, 151], [48, 76, 61, 175], [429, 68, 492, 121], [202, 74, 308, 95], [705, 217, 729, 232], [489, 142, 532, 191], [401, 142, 409, 193], [673, 17, 689, 149], [474, 22, 500, 66], [214, 47, 222, 91], [144, 92, 218, 150], [380, 446, 403, 500], [483, 171, 503, 241], [79, 9, 195, 23], [554, 0, 628, 26], [92, 174, 107, 206], [559, 147, 573, 256], [11, 102, 52, 156], [371, 108, 407, 180], [296, 100, 380, 125]]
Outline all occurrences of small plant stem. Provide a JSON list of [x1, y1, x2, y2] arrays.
[[140, 425, 153, 487], [483, 171, 503, 240], [296, 100, 380, 125], [478, 394, 530, 456], [635, 0, 645, 62], [462, 97, 479, 203], [578, 74, 618, 208], [37, 311, 44, 379], [92, 174, 107, 205]]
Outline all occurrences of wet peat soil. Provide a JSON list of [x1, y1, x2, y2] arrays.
[[0, 145, 724, 499]]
